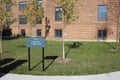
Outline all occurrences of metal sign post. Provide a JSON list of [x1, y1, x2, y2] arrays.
[[28, 47, 30, 71], [42, 47, 44, 71], [26, 37, 45, 71]]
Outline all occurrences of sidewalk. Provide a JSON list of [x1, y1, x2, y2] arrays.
[[1, 71, 120, 80]]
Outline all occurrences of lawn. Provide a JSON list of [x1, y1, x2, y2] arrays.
[[1, 38, 120, 75]]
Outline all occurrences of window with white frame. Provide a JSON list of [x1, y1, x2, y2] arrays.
[[55, 7, 62, 21], [55, 29, 62, 38], [19, 15, 27, 24], [37, 0, 42, 7], [6, 4, 11, 12], [36, 17, 42, 24], [19, 1, 27, 10], [98, 5, 107, 21], [36, 29, 42, 36]]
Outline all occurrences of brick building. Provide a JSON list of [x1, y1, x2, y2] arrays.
[[4, 0, 120, 41]]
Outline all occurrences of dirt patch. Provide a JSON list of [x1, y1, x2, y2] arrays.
[[109, 48, 120, 52], [1, 52, 9, 56], [55, 57, 72, 63]]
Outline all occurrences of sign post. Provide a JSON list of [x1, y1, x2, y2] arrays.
[[28, 47, 30, 71], [26, 37, 45, 71], [42, 47, 44, 71]]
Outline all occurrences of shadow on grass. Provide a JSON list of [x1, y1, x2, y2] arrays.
[[30, 56, 58, 71], [0, 58, 15, 66], [44, 56, 58, 71], [2, 36, 20, 41], [104, 42, 116, 49], [103, 42, 120, 53], [30, 61, 42, 71], [0, 60, 27, 77], [65, 42, 82, 58], [17, 45, 26, 48]]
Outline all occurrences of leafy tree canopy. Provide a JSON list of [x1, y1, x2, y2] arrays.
[[0, 0, 16, 29], [22, 0, 44, 27], [54, 0, 79, 24]]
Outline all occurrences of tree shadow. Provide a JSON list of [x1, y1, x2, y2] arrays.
[[65, 42, 82, 58], [0, 60, 27, 77], [2, 36, 20, 41], [44, 56, 58, 71], [103, 42, 116, 49], [17, 45, 26, 48], [0, 58, 15, 66]]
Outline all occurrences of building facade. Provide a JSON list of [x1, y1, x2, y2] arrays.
[[4, 0, 120, 41]]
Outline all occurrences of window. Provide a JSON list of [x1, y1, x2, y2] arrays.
[[6, 4, 11, 12], [36, 17, 42, 24], [19, 15, 27, 24], [55, 7, 62, 21], [98, 5, 107, 21], [98, 30, 107, 40], [19, 1, 27, 10], [37, 0, 42, 8], [36, 29, 42, 36], [21, 29, 26, 37], [55, 29, 62, 38], [6, 17, 12, 25]]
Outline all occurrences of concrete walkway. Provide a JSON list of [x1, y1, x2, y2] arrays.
[[0, 71, 120, 80]]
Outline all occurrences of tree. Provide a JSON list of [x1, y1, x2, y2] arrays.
[[116, 0, 120, 49], [22, 0, 44, 37], [0, 0, 16, 54], [108, 0, 120, 49], [54, 0, 79, 59], [0, 0, 16, 70]]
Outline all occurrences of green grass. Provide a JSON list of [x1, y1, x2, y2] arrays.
[[1, 38, 120, 75]]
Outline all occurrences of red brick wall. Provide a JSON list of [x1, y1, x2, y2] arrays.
[[9, 0, 119, 41]]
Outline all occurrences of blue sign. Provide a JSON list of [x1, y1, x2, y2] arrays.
[[26, 37, 45, 47]]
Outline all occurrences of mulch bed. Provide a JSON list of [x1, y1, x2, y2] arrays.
[[109, 48, 120, 52], [55, 57, 72, 63]]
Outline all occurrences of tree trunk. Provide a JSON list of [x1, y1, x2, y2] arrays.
[[0, 26, 2, 54], [116, 13, 120, 49], [0, 26, 2, 68], [116, 0, 120, 49], [62, 22, 66, 59], [116, 19, 119, 49], [62, 37, 65, 59], [30, 26, 33, 37]]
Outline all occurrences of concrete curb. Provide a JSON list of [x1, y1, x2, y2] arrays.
[[1, 71, 120, 80]]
